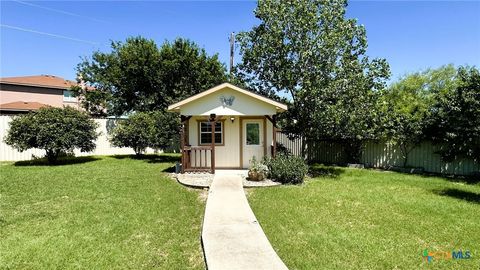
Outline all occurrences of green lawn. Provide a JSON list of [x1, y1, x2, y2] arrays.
[[248, 165, 480, 270], [0, 155, 205, 269]]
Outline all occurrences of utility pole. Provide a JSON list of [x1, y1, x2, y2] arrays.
[[229, 32, 235, 76]]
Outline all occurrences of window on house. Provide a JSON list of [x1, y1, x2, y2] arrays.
[[199, 121, 223, 145], [63, 90, 77, 102]]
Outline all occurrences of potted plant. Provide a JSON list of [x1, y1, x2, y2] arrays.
[[248, 156, 268, 181]]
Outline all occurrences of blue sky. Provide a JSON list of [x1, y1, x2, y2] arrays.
[[1, 0, 479, 85]]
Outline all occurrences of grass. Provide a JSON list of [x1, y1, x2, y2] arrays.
[[0, 154, 205, 269], [248, 165, 480, 270]]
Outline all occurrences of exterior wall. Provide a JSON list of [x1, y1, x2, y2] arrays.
[[0, 84, 64, 107], [188, 115, 241, 168], [176, 85, 283, 169], [63, 101, 81, 110], [187, 115, 276, 168], [0, 116, 153, 161], [180, 88, 277, 116]]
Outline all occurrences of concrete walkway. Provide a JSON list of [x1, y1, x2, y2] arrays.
[[202, 175, 288, 270]]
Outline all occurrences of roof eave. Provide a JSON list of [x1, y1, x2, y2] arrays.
[[0, 81, 71, 90], [167, 83, 288, 113]]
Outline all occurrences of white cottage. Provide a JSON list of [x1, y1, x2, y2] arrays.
[[167, 83, 287, 173]]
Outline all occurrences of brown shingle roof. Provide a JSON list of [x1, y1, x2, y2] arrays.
[[0, 101, 50, 111], [0, 75, 78, 90]]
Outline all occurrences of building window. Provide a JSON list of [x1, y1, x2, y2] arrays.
[[63, 90, 77, 102], [199, 121, 223, 145], [246, 123, 260, 145]]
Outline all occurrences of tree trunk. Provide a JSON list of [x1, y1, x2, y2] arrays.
[[134, 147, 143, 157], [46, 149, 59, 164], [345, 139, 363, 164], [400, 143, 412, 168]]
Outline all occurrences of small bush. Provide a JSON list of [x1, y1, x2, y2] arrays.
[[110, 112, 154, 155], [263, 154, 308, 184], [110, 111, 180, 155]]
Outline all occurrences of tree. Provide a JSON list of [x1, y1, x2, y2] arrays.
[[75, 37, 227, 116], [150, 112, 180, 151], [380, 65, 457, 167], [428, 66, 480, 161], [4, 107, 99, 163], [236, 0, 390, 162], [157, 39, 228, 104], [109, 112, 155, 155]]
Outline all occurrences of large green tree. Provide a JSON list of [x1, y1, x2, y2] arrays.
[[380, 65, 458, 166], [75, 36, 227, 116], [427, 66, 480, 161], [236, 0, 390, 162]]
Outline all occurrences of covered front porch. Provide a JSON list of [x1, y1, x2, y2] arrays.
[[167, 83, 287, 173]]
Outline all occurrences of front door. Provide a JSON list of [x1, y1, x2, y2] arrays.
[[242, 119, 264, 168]]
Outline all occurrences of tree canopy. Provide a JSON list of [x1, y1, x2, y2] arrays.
[[380, 65, 458, 166], [428, 66, 480, 161], [4, 107, 99, 163], [109, 111, 180, 155], [75, 36, 227, 116], [109, 112, 155, 155], [236, 0, 390, 162]]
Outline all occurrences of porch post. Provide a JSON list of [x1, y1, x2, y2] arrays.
[[180, 115, 188, 173], [180, 116, 185, 173], [272, 114, 277, 157], [209, 113, 216, 174], [180, 115, 191, 173]]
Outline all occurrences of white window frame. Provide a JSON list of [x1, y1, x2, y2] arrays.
[[63, 90, 77, 102]]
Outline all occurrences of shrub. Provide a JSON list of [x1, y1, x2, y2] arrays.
[[110, 112, 154, 155], [248, 156, 269, 181], [4, 106, 99, 164], [263, 154, 308, 184], [150, 111, 180, 151]]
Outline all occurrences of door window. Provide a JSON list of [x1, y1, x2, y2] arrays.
[[246, 123, 260, 145]]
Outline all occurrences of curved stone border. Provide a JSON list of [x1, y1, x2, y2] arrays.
[[175, 173, 212, 188], [175, 173, 282, 188]]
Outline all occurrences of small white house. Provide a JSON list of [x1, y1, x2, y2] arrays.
[[168, 83, 287, 173]]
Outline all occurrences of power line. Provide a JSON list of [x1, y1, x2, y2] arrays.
[[13, 0, 110, 24], [1, 24, 100, 45]]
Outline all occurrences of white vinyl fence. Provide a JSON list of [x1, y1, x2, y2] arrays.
[[277, 132, 480, 176], [0, 115, 154, 161]]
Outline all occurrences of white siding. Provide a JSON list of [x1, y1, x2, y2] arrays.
[[180, 88, 277, 116], [188, 116, 240, 168]]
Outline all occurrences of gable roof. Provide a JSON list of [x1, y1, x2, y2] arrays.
[[167, 83, 288, 112], [0, 101, 49, 112], [0, 75, 77, 90]]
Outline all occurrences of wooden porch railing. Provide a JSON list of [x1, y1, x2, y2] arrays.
[[182, 146, 214, 173]]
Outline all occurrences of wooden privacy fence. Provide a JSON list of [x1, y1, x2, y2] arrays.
[[276, 131, 480, 176]]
